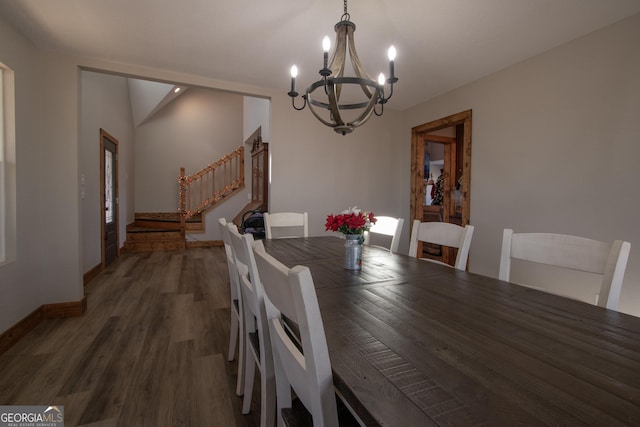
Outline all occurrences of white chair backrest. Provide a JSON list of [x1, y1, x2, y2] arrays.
[[408, 219, 474, 270], [499, 228, 631, 310], [365, 216, 404, 253], [228, 225, 276, 424], [228, 225, 273, 365], [229, 225, 259, 322], [264, 212, 309, 239], [253, 244, 339, 427], [218, 218, 246, 394], [218, 218, 240, 304]]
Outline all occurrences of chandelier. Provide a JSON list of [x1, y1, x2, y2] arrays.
[[288, 0, 398, 135]]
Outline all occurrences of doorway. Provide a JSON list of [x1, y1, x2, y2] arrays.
[[410, 110, 472, 265], [100, 129, 119, 268]]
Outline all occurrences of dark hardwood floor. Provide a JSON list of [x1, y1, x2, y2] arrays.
[[0, 247, 261, 426]]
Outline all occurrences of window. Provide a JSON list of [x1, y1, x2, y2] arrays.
[[0, 62, 16, 264]]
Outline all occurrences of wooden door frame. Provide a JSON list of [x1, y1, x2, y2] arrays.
[[100, 129, 119, 268], [411, 110, 472, 228]]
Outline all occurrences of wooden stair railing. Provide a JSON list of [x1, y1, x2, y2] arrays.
[[178, 146, 245, 230]]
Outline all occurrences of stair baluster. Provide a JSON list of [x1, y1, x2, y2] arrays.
[[179, 145, 244, 220]]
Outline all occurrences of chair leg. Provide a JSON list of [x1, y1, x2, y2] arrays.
[[261, 371, 276, 427], [274, 360, 291, 427], [235, 314, 245, 396], [242, 349, 256, 414], [228, 313, 238, 361]]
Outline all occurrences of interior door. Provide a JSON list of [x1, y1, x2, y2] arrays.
[[101, 129, 118, 267], [420, 136, 456, 263], [411, 110, 472, 266]]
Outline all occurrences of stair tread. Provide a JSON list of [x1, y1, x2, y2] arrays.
[[128, 227, 181, 233], [134, 214, 202, 223], [124, 243, 186, 252]]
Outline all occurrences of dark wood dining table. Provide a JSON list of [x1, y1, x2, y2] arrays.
[[262, 236, 640, 426]]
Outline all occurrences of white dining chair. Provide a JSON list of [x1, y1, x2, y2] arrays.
[[253, 244, 360, 427], [499, 229, 631, 310], [408, 219, 474, 271], [217, 217, 244, 396], [364, 216, 404, 253], [264, 212, 309, 239], [228, 224, 276, 427]]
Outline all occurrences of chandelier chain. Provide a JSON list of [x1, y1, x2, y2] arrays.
[[342, 0, 350, 22]]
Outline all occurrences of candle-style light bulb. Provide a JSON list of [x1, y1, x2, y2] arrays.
[[387, 45, 396, 61], [378, 73, 386, 86], [289, 65, 298, 96], [387, 45, 397, 83], [322, 36, 331, 53], [321, 36, 331, 75]]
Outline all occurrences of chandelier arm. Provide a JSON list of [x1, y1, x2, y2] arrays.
[[374, 102, 384, 117], [306, 97, 342, 128], [329, 22, 349, 102], [305, 81, 345, 128], [306, 77, 381, 134], [326, 79, 346, 127], [346, 27, 375, 98], [310, 77, 384, 110], [380, 82, 395, 103], [291, 95, 307, 111], [329, 25, 347, 76], [347, 86, 381, 127]]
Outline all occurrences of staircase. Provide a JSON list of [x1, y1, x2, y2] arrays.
[[123, 145, 244, 252], [124, 213, 186, 252]]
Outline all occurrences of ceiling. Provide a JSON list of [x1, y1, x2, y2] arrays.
[[1, 0, 639, 110]]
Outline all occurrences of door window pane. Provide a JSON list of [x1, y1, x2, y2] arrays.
[[0, 63, 17, 264], [105, 149, 113, 224]]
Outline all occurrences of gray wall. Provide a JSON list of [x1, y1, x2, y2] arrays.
[[134, 87, 243, 213], [404, 13, 640, 316], [0, 14, 83, 333], [79, 71, 135, 273]]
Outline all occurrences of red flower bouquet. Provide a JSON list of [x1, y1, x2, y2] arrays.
[[325, 207, 377, 236]]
